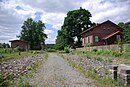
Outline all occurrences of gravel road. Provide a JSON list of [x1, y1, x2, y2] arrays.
[[29, 53, 95, 87]]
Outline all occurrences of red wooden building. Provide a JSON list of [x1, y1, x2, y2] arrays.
[[82, 20, 123, 46], [9, 40, 30, 51]]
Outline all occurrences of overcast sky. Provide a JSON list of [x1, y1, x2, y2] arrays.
[[0, 0, 130, 44]]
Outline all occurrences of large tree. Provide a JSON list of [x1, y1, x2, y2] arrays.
[[18, 18, 47, 50], [55, 7, 94, 49], [118, 22, 130, 43]]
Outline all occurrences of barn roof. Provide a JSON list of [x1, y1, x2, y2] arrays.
[[81, 20, 123, 34]]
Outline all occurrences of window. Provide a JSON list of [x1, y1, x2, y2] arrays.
[[88, 37, 90, 43], [95, 36, 99, 42], [103, 26, 106, 30], [107, 27, 110, 30], [116, 35, 121, 41]]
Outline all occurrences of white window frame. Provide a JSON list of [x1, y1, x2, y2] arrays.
[[95, 36, 99, 42]]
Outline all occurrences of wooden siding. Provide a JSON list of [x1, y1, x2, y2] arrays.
[[82, 20, 123, 46]]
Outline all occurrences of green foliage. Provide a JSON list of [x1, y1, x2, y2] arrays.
[[0, 43, 10, 48], [92, 48, 97, 52], [96, 57, 103, 61], [17, 77, 32, 87], [87, 68, 97, 79], [0, 74, 14, 87], [118, 22, 130, 43], [86, 55, 91, 59], [64, 47, 70, 53], [93, 50, 122, 57], [55, 8, 94, 49], [55, 31, 68, 50], [18, 18, 47, 50], [0, 54, 4, 59]]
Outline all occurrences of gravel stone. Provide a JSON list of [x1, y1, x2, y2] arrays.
[[29, 53, 96, 87]]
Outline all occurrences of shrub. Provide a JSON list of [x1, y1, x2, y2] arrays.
[[0, 54, 4, 59], [86, 55, 91, 59], [95, 50, 102, 55], [92, 48, 98, 52], [64, 47, 70, 53], [96, 57, 103, 61]]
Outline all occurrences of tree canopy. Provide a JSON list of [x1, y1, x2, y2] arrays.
[[118, 22, 130, 43], [18, 18, 47, 50], [55, 7, 94, 50], [0, 43, 10, 48]]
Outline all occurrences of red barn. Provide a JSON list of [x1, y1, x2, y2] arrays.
[[82, 20, 123, 46], [9, 40, 30, 51]]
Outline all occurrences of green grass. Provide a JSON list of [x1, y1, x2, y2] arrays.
[[75, 49, 130, 64], [0, 50, 47, 62], [0, 51, 35, 62]]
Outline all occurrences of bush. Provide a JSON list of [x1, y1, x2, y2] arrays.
[[64, 47, 70, 53], [0, 54, 4, 59], [95, 50, 102, 55], [92, 48, 98, 52], [96, 57, 103, 61]]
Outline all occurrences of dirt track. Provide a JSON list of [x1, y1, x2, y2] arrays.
[[29, 53, 95, 87]]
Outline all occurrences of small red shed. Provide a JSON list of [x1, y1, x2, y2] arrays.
[[9, 40, 30, 51]]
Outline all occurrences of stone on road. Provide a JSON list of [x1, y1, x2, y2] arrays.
[[29, 53, 95, 87]]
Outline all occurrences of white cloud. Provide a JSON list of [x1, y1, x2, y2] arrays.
[[41, 12, 66, 30], [44, 29, 54, 35], [82, 0, 130, 23], [52, 24, 62, 30], [0, 0, 37, 43], [45, 37, 56, 44], [21, 0, 84, 13]]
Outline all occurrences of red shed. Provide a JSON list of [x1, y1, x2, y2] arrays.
[[82, 20, 123, 46], [9, 40, 30, 51]]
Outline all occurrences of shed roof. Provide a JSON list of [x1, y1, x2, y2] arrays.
[[9, 40, 26, 42]]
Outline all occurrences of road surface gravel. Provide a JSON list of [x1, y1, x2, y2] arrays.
[[29, 53, 96, 87]]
